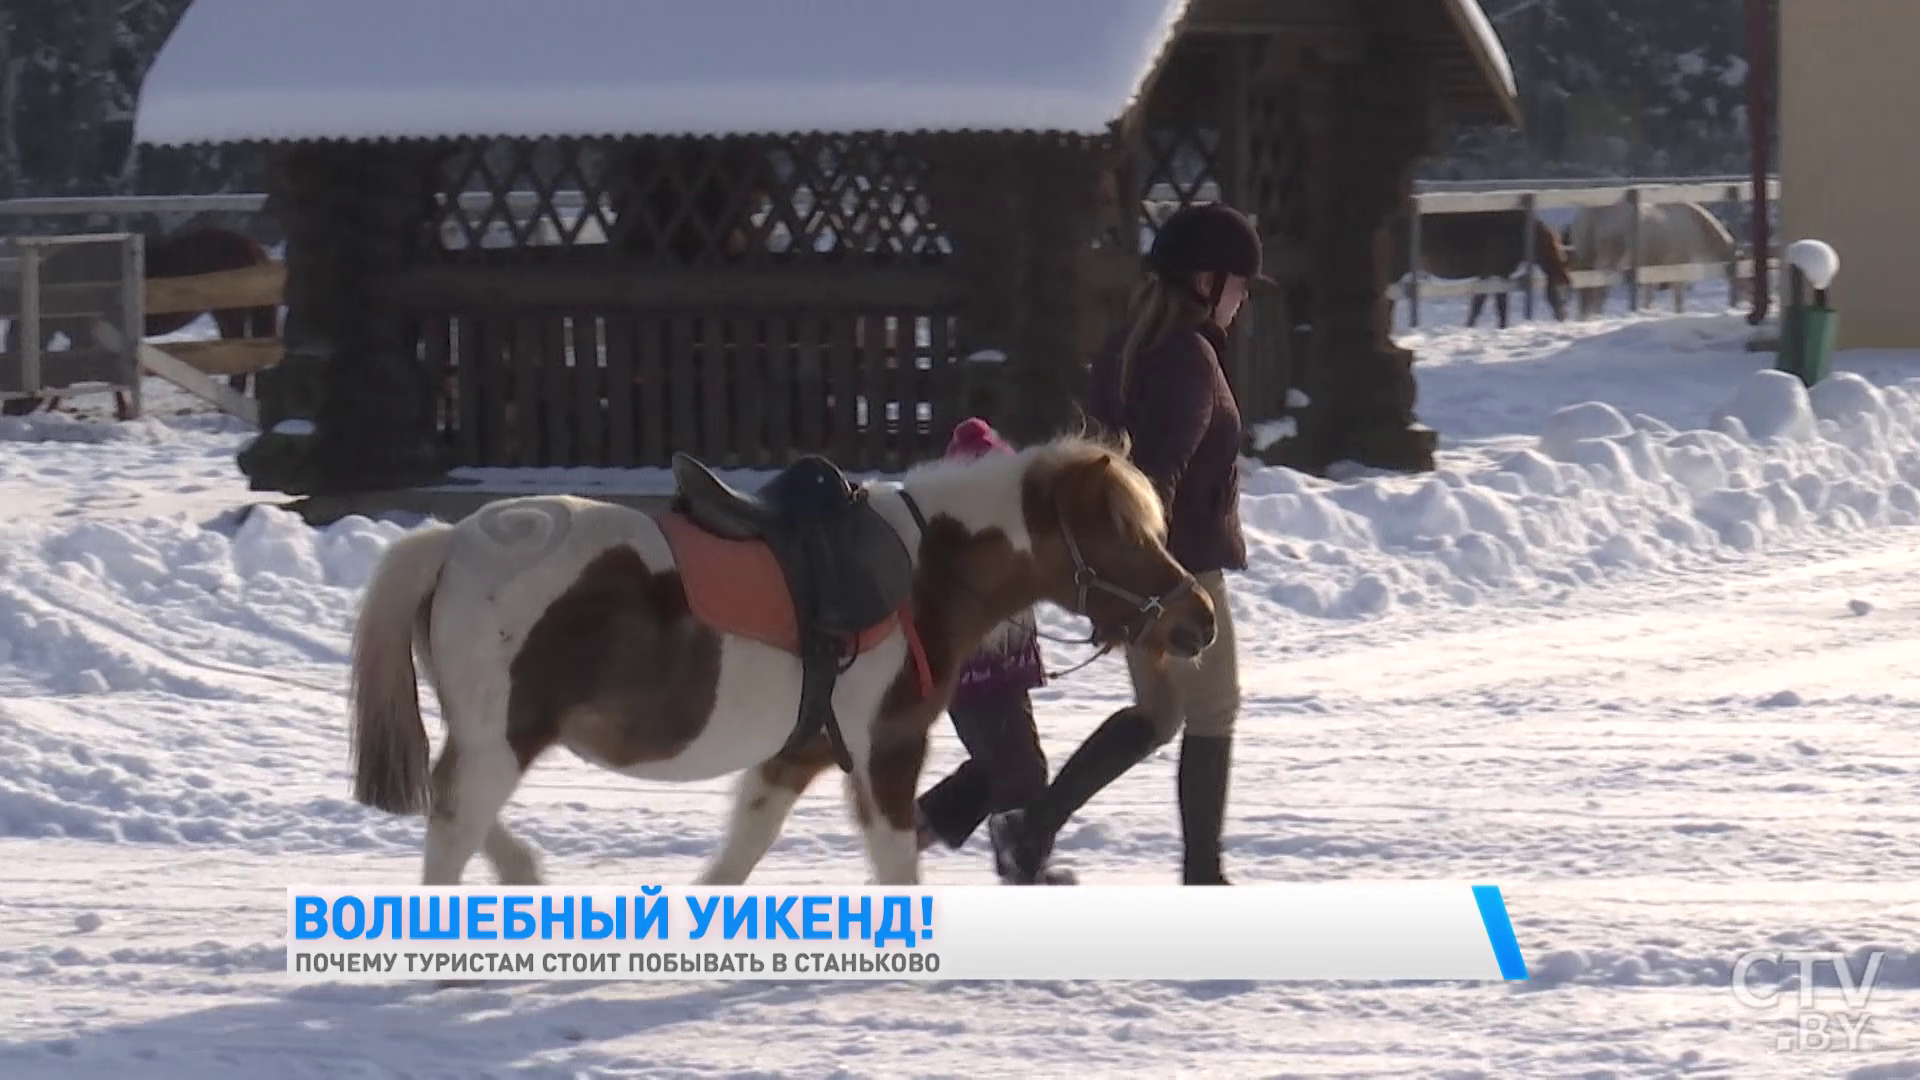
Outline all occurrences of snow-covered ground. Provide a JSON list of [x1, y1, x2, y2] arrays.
[[3, 294, 1919, 1078]]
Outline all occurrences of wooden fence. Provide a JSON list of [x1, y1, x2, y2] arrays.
[[0, 229, 281, 421], [1392, 177, 1782, 327], [0, 177, 1781, 446]]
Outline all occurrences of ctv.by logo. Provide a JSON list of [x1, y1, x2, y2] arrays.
[[1731, 949, 1884, 1052]]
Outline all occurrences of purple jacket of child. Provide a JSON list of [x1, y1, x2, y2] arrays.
[[945, 418, 1047, 702]]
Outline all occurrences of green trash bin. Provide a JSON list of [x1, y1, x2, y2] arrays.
[[1777, 299, 1838, 388], [1776, 238, 1841, 388]]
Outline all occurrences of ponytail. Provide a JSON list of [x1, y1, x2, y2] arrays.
[[1114, 272, 1211, 404]]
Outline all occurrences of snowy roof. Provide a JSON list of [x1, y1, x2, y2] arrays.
[[1440, 0, 1520, 125], [134, 0, 1191, 147]]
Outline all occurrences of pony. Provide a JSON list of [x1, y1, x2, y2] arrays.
[[345, 434, 1217, 887], [1387, 209, 1573, 328], [0, 223, 279, 417], [1563, 201, 1743, 318]]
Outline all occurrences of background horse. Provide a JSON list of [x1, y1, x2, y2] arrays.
[[1387, 209, 1573, 328], [345, 436, 1217, 887], [1, 222, 278, 417], [1564, 201, 1743, 317]]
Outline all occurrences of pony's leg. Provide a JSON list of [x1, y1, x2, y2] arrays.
[[422, 735, 527, 885], [1495, 292, 1510, 329], [697, 741, 835, 885], [1466, 294, 1484, 327], [483, 821, 544, 885], [858, 725, 931, 886]]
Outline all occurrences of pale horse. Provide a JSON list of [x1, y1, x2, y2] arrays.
[[1564, 201, 1746, 318]]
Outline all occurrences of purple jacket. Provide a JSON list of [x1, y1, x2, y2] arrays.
[[954, 609, 1046, 701]]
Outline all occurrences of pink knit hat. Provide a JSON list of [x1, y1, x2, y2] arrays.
[[946, 417, 1012, 459]]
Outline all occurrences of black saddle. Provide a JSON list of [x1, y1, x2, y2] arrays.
[[671, 452, 917, 772]]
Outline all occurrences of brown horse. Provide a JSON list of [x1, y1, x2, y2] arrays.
[[1, 223, 278, 417], [346, 435, 1216, 886], [1388, 209, 1573, 328]]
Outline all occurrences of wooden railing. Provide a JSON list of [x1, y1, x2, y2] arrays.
[[0, 231, 279, 421], [1393, 177, 1782, 327]]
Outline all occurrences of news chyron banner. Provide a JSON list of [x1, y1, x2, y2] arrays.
[[287, 884, 1530, 982]]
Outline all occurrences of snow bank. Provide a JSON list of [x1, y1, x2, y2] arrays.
[[1192, 370, 1920, 627], [0, 508, 413, 845], [10, 366, 1920, 845]]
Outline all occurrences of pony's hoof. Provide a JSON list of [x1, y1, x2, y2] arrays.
[[1035, 865, 1078, 886]]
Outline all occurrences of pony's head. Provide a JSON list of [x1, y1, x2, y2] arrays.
[[1534, 220, 1574, 321], [1017, 433, 1216, 660]]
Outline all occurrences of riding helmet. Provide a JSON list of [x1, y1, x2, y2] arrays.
[[1146, 203, 1276, 286]]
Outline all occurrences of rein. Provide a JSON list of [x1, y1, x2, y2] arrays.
[[890, 485, 1191, 683]]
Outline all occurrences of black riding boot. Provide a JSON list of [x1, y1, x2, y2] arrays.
[[989, 706, 1163, 884], [1178, 734, 1233, 885]]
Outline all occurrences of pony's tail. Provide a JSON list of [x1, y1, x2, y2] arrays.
[[349, 524, 458, 816]]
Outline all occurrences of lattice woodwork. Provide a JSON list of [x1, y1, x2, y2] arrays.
[[419, 136, 953, 267]]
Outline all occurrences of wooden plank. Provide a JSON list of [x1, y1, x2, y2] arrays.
[[118, 234, 143, 419], [159, 337, 283, 376], [1417, 181, 1769, 216], [606, 313, 640, 467], [543, 314, 572, 467], [733, 316, 767, 468], [135, 342, 243, 418], [572, 313, 604, 468], [767, 316, 795, 465], [830, 315, 859, 467], [1386, 260, 1761, 302], [700, 314, 731, 465], [90, 322, 257, 425], [511, 317, 543, 467], [898, 313, 925, 464], [455, 315, 482, 466], [478, 316, 511, 467], [20, 245, 39, 391], [796, 317, 825, 457], [670, 314, 698, 457], [420, 314, 452, 449], [375, 263, 968, 313], [863, 314, 888, 469], [144, 262, 286, 316], [926, 313, 954, 452]]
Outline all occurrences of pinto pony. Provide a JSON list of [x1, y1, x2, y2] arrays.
[[346, 435, 1217, 887]]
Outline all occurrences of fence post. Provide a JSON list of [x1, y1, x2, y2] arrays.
[[20, 243, 40, 396], [1625, 186, 1643, 312], [120, 233, 145, 419], [1725, 183, 1741, 311], [1520, 191, 1537, 321], [1405, 206, 1422, 329]]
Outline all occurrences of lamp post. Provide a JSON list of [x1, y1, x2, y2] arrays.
[[1777, 238, 1839, 387]]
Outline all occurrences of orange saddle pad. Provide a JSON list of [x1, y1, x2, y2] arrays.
[[656, 510, 900, 657]]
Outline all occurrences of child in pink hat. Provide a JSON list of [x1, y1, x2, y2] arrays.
[[914, 418, 1074, 884]]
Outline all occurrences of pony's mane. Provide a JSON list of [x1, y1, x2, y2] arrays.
[[1027, 432, 1168, 544], [891, 429, 1167, 548]]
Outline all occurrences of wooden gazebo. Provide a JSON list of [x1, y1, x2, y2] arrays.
[[1110, 0, 1522, 474], [135, 0, 1517, 499]]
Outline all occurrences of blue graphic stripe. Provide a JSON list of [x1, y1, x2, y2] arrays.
[[1471, 885, 1529, 980]]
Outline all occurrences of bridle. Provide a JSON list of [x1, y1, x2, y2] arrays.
[[893, 488, 1197, 680]]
